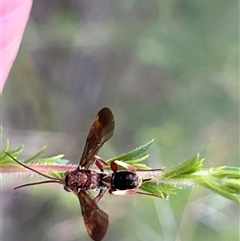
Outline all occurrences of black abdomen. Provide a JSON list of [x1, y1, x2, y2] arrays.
[[111, 171, 139, 190]]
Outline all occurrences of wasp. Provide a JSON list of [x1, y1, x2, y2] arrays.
[[6, 107, 163, 241]]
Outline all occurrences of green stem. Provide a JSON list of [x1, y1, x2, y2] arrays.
[[1, 137, 239, 204]]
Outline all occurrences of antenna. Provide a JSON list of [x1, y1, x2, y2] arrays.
[[5, 152, 63, 189]]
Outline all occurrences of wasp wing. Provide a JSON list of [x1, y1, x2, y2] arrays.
[[77, 190, 109, 241], [79, 107, 114, 169]]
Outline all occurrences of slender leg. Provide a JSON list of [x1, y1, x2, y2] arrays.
[[109, 188, 129, 195], [134, 190, 163, 198], [93, 188, 107, 204], [109, 188, 162, 198], [78, 189, 107, 209], [90, 155, 109, 172], [94, 155, 108, 165], [95, 160, 104, 172], [136, 168, 164, 172]]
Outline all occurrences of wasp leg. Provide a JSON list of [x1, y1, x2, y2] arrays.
[[93, 188, 107, 204], [91, 155, 109, 172], [109, 188, 162, 198], [111, 160, 137, 172], [94, 155, 108, 165], [109, 188, 131, 195]]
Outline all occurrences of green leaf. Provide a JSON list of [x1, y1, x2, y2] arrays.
[[48, 170, 65, 179], [210, 166, 240, 179], [0, 142, 23, 165], [107, 139, 154, 163], [37, 154, 65, 164], [223, 179, 240, 194], [199, 179, 240, 204], [0, 139, 10, 161], [24, 146, 47, 163], [125, 154, 150, 164], [112, 155, 150, 170], [139, 182, 179, 199], [162, 153, 204, 178]]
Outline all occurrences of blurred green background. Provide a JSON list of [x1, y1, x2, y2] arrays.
[[2, 1, 239, 241]]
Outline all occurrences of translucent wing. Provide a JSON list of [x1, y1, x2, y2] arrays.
[[77, 190, 109, 241], [79, 107, 115, 168]]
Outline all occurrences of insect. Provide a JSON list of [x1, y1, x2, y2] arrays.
[[6, 107, 163, 241]]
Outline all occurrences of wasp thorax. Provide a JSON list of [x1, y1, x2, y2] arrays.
[[63, 169, 101, 193]]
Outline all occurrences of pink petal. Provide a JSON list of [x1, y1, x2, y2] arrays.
[[1, 0, 33, 93]]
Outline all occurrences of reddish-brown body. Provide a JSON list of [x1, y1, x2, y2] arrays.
[[6, 107, 163, 241], [64, 169, 115, 193], [64, 169, 102, 192]]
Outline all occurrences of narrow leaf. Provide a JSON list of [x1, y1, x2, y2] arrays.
[[210, 166, 240, 179], [199, 180, 240, 204], [24, 146, 47, 163], [38, 154, 65, 164], [0, 144, 23, 165], [107, 139, 154, 162], [222, 179, 240, 194], [48, 170, 65, 179], [163, 154, 204, 178]]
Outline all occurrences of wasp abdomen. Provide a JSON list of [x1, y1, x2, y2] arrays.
[[111, 171, 140, 190]]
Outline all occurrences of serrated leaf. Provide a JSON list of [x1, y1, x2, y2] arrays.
[[163, 154, 204, 178], [107, 139, 154, 163], [24, 146, 47, 163]]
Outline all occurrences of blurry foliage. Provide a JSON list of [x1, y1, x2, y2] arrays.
[[2, 1, 239, 241]]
